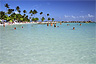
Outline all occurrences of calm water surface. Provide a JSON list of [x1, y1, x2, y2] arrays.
[[0, 23, 96, 64]]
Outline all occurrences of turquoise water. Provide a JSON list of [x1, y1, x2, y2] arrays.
[[0, 23, 96, 64]]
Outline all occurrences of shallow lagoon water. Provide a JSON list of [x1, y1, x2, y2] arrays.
[[0, 23, 96, 64]]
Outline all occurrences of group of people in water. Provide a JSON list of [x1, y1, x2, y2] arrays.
[[3, 22, 82, 30], [47, 23, 82, 30]]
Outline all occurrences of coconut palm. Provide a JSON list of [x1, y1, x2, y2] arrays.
[[47, 14, 49, 16], [5, 3, 9, 8], [29, 10, 33, 16], [40, 12, 43, 15], [29, 10, 33, 14], [5, 3, 9, 11], [0, 11, 6, 19], [18, 10, 21, 14], [32, 9, 37, 17], [7, 9, 14, 14], [16, 6, 20, 12], [52, 18, 54, 22], [29, 10, 33, 21], [48, 17, 51, 21], [35, 17, 39, 21], [41, 17, 45, 22], [47, 14, 49, 22], [23, 10, 27, 17], [40, 12, 43, 21]]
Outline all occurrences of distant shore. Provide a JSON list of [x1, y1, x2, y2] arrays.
[[0, 21, 95, 26]]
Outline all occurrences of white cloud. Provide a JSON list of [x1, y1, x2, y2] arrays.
[[64, 14, 94, 19], [88, 14, 94, 17], [64, 15, 76, 18], [79, 16, 84, 18], [71, 15, 76, 18], [15, 11, 19, 14], [64, 15, 70, 18]]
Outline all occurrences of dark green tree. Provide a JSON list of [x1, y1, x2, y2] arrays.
[[16, 6, 20, 12], [5, 3, 9, 12], [23, 10, 27, 17], [47, 14, 49, 16], [41, 17, 45, 22], [52, 18, 54, 21], [48, 17, 51, 21], [32, 9, 37, 17]]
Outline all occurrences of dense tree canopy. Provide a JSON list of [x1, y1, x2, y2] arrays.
[[0, 3, 55, 22]]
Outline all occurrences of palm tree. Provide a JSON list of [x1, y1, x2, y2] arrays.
[[5, 3, 9, 8], [41, 17, 45, 22], [23, 10, 27, 17], [47, 14, 49, 22], [48, 17, 51, 21], [32, 9, 37, 17], [40, 12, 43, 21], [5, 3, 9, 12], [29, 10, 33, 14], [16, 6, 20, 12], [0, 11, 6, 20], [29, 10, 33, 21], [40, 12, 43, 15], [18, 10, 21, 14], [35, 17, 39, 22], [47, 14, 49, 16], [52, 18, 54, 22], [8, 9, 14, 14]]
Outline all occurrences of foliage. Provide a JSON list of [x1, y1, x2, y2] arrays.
[[52, 18, 54, 21], [29, 10, 33, 14], [23, 10, 27, 13], [31, 17, 39, 21], [31, 17, 35, 21], [9, 20, 13, 22], [5, 3, 9, 8], [33, 9, 37, 14], [7, 9, 14, 14], [16, 6, 20, 11], [40, 12, 43, 15], [35, 17, 39, 21], [47, 14, 49, 16], [41, 17, 45, 22], [48, 17, 51, 21], [0, 11, 6, 19], [2, 3, 55, 22]]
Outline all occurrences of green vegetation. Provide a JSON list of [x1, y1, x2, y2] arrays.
[[0, 3, 55, 22], [48, 17, 51, 21], [52, 18, 54, 21], [41, 17, 45, 22]]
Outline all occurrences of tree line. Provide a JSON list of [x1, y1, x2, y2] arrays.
[[0, 3, 54, 22]]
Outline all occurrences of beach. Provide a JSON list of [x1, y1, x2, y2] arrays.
[[0, 1, 95, 64]]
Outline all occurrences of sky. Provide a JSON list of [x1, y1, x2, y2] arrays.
[[0, 0, 95, 21]]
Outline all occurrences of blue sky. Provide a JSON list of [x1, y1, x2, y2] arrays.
[[0, 0, 95, 21]]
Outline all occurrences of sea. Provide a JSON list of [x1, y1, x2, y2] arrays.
[[0, 23, 96, 64]]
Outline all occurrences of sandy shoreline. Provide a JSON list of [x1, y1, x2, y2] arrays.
[[0, 21, 58, 26]]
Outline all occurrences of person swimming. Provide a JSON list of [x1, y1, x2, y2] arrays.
[[3, 22, 5, 27], [47, 23, 49, 26], [80, 24, 82, 26], [73, 27, 75, 30], [67, 24, 69, 26], [57, 26, 59, 27], [14, 27, 16, 29], [54, 23, 56, 27], [3, 24, 5, 27]]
